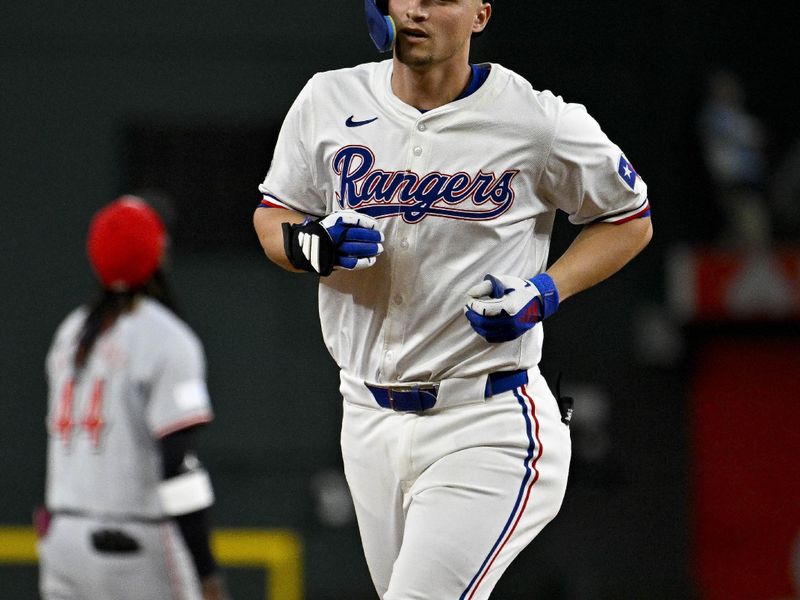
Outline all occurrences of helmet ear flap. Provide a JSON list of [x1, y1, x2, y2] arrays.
[[365, 0, 396, 53]]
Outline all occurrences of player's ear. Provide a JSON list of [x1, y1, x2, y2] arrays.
[[472, 2, 491, 35]]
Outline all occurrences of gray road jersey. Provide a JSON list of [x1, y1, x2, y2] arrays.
[[45, 298, 213, 519]]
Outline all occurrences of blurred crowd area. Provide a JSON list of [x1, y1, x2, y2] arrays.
[[697, 67, 800, 247]]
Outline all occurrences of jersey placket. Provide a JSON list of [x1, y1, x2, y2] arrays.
[[378, 115, 432, 382]]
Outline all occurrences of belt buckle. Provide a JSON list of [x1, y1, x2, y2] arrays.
[[386, 383, 438, 411], [387, 387, 398, 411]]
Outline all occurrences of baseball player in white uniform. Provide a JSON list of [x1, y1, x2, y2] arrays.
[[39, 197, 229, 600], [253, 1, 653, 598]]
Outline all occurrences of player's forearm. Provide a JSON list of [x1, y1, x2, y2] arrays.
[[252, 207, 306, 272], [546, 217, 653, 301], [160, 429, 218, 580]]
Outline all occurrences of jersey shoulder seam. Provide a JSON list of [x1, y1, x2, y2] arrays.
[[531, 90, 564, 201]]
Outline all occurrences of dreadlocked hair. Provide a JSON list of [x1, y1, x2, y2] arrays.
[[74, 269, 178, 372]]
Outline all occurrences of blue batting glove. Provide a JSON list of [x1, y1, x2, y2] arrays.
[[465, 273, 559, 343], [286, 210, 384, 275], [319, 210, 384, 271]]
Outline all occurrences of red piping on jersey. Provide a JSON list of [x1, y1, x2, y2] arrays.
[[259, 194, 288, 209], [610, 201, 651, 224], [464, 385, 543, 599], [155, 412, 213, 439], [259, 199, 286, 209]]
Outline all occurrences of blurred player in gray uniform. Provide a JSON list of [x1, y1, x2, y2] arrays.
[[38, 196, 230, 600], [253, 1, 653, 597]]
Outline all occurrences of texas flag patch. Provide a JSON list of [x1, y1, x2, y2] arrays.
[[617, 155, 638, 190]]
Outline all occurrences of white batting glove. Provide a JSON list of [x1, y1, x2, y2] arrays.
[[465, 273, 560, 343]]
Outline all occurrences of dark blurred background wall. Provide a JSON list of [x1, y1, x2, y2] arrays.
[[3, 1, 799, 598]]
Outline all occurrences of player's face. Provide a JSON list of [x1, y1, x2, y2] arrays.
[[390, 0, 490, 69]]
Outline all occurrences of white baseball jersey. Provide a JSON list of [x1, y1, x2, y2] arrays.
[[44, 297, 214, 519], [259, 59, 649, 395], [260, 59, 650, 598]]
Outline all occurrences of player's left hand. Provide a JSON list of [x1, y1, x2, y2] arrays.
[[201, 573, 232, 600], [465, 273, 559, 343]]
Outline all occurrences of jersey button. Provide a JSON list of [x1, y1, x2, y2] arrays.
[[417, 123, 426, 132], [413, 146, 423, 156], [393, 295, 403, 305], [400, 238, 409, 249]]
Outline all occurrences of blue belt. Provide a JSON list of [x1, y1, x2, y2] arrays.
[[365, 369, 529, 412]]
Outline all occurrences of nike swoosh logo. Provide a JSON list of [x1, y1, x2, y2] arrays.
[[346, 115, 378, 128]]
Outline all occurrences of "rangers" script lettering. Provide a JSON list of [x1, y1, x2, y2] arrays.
[[332, 146, 518, 223]]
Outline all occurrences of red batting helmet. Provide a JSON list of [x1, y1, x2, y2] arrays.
[[87, 196, 166, 290]]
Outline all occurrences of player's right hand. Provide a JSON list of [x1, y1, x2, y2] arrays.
[[321, 210, 384, 271], [282, 210, 384, 276]]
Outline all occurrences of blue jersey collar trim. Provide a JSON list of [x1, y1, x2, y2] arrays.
[[418, 63, 491, 113]]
